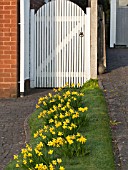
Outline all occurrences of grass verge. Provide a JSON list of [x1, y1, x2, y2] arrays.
[[5, 80, 115, 170]]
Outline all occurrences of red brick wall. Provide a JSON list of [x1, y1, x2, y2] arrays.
[[0, 0, 18, 98]]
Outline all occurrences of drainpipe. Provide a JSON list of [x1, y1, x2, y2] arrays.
[[20, 0, 25, 97]]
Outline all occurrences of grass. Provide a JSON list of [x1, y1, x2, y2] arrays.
[[5, 80, 115, 170]]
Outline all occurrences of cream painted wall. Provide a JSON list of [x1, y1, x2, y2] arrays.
[[119, 0, 128, 6]]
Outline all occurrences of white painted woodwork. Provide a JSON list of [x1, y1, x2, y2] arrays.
[[20, 0, 30, 93], [110, 0, 117, 47], [32, 0, 91, 88]]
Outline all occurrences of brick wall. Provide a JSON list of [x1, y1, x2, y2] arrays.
[[0, 0, 18, 98]]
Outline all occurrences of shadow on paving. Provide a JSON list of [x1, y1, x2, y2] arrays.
[[106, 48, 128, 72]]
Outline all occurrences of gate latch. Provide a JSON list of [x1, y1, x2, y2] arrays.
[[79, 32, 84, 37]]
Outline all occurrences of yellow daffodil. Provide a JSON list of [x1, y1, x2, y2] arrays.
[[23, 159, 27, 165], [59, 113, 65, 119], [53, 88, 57, 92], [14, 155, 18, 160], [77, 83, 81, 87], [58, 103, 62, 108], [42, 135, 46, 139], [29, 159, 33, 163], [36, 104, 40, 109], [58, 131, 63, 136], [77, 136, 87, 144], [16, 163, 20, 167], [43, 101, 47, 106], [54, 114, 58, 119], [52, 160, 57, 165], [59, 166, 65, 170], [48, 150, 54, 155], [61, 106, 66, 111], [58, 87, 62, 91], [72, 91, 78, 95], [21, 148, 27, 154], [28, 153, 32, 157], [38, 152, 43, 156], [49, 164, 54, 170], [66, 91, 70, 95], [48, 93, 52, 97], [71, 83, 75, 87], [55, 121, 62, 128], [49, 119, 54, 123], [57, 158, 62, 164]]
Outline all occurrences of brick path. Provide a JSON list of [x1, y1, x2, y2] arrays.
[[0, 89, 53, 170], [99, 48, 128, 170]]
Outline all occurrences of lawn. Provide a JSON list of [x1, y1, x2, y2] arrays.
[[5, 80, 115, 170]]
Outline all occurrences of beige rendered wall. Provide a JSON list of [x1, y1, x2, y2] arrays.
[[119, 0, 128, 6]]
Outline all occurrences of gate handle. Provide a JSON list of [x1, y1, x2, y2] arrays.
[[79, 32, 84, 37]]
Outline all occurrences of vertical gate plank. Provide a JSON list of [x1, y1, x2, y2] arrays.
[[63, 0, 66, 86], [39, 9, 42, 87], [74, 5, 76, 85], [76, 6, 79, 85], [61, 0, 64, 87], [66, 1, 68, 84], [49, 2, 51, 87], [71, 4, 73, 84], [30, 10, 35, 88], [44, 5, 46, 87], [56, 0, 58, 87], [46, 4, 49, 87], [41, 7, 44, 87], [51, 2, 54, 87], [68, 2, 71, 86], [36, 11, 39, 87]]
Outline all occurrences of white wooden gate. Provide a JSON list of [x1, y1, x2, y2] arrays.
[[30, 0, 90, 88]]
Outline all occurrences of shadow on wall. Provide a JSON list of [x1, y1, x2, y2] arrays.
[[106, 48, 128, 72]]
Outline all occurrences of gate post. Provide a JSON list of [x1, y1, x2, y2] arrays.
[[89, 0, 98, 79], [85, 8, 91, 80]]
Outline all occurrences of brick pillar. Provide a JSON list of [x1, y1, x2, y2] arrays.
[[0, 0, 18, 98]]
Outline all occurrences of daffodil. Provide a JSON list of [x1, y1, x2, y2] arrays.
[[23, 159, 27, 165], [48, 150, 54, 155], [77, 136, 87, 144], [58, 131, 63, 136], [59, 166, 65, 170], [57, 158, 62, 164], [16, 163, 20, 168], [14, 155, 18, 160], [52, 160, 57, 165]]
